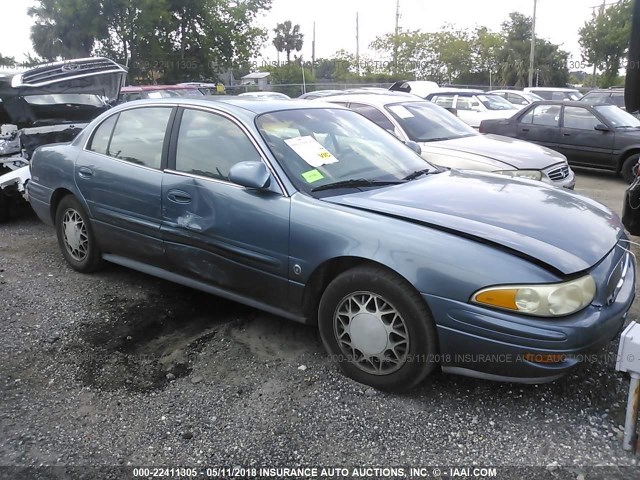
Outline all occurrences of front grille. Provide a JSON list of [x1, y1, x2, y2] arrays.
[[546, 164, 570, 181], [19, 58, 123, 86]]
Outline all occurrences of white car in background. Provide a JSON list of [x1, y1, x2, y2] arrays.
[[423, 89, 519, 128], [317, 93, 575, 189], [487, 89, 544, 106]]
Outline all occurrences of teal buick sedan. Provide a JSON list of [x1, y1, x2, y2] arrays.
[[27, 98, 635, 391]]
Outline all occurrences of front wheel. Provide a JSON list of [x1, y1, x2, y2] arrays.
[[621, 154, 640, 184], [55, 195, 103, 273], [318, 265, 438, 391]]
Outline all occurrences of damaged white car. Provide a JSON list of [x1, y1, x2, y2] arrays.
[[0, 57, 127, 222]]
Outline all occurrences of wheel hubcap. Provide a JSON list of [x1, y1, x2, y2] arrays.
[[334, 292, 409, 375], [62, 209, 88, 261]]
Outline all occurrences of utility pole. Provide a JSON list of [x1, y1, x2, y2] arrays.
[[356, 12, 360, 76], [528, 0, 538, 87], [311, 21, 316, 77], [592, 0, 605, 86], [393, 0, 400, 75]]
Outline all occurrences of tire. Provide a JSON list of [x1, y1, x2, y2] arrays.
[[318, 265, 438, 392], [0, 192, 9, 223], [55, 195, 103, 273], [621, 154, 640, 184]]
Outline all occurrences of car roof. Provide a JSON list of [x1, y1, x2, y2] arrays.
[[583, 88, 624, 94], [113, 97, 348, 115], [319, 93, 427, 107], [525, 87, 580, 92], [488, 89, 530, 94], [426, 89, 485, 97], [121, 85, 200, 92], [528, 100, 594, 107]]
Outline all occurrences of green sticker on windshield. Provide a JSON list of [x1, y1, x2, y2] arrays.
[[302, 169, 324, 183]]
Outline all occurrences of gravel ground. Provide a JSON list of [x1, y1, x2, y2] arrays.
[[1, 170, 640, 479]]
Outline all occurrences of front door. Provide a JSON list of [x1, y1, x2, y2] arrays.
[[161, 107, 291, 308], [558, 105, 615, 167]]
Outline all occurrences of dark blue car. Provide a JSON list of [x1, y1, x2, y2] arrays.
[[27, 98, 636, 391]]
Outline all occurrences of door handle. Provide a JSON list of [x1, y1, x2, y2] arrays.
[[521, 128, 530, 132], [563, 133, 571, 137], [167, 189, 192, 204], [78, 167, 93, 178]]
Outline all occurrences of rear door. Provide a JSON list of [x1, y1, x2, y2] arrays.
[[76, 105, 174, 264], [160, 107, 291, 308], [514, 104, 561, 149], [557, 105, 615, 167]]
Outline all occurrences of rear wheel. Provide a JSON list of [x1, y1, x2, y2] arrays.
[[55, 195, 103, 273], [621, 153, 640, 184], [318, 265, 438, 391]]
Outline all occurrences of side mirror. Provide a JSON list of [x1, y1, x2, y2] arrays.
[[228, 161, 271, 189], [444, 107, 458, 116], [594, 123, 611, 132], [404, 141, 422, 155]]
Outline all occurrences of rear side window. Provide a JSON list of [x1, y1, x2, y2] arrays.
[[519, 105, 560, 126], [88, 114, 117, 154], [106, 107, 172, 169]]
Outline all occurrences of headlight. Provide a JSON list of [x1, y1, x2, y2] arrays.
[[494, 169, 543, 181], [471, 275, 596, 317]]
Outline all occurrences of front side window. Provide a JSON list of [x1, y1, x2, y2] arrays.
[[107, 107, 172, 168], [563, 106, 599, 130], [175, 109, 261, 181]]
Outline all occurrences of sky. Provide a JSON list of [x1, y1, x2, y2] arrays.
[[0, 0, 609, 67]]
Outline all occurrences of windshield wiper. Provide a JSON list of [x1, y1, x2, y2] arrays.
[[403, 168, 434, 181], [311, 178, 404, 192]]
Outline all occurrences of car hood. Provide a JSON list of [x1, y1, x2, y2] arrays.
[[424, 134, 566, 170], [0, 57, 127, 100], [325, 170, 622, 275]]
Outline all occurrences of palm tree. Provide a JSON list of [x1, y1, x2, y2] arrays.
[[272, 21, 304, 63]]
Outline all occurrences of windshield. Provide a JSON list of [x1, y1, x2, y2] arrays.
[[476, 94, 517, 110], [256, 108, 435, 195], [24, 94, 105, 106], [385, 101, 477, 142], [595, 105, 640, 127]]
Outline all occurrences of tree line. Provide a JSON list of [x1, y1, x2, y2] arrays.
[[0, 0, 632, 88]]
